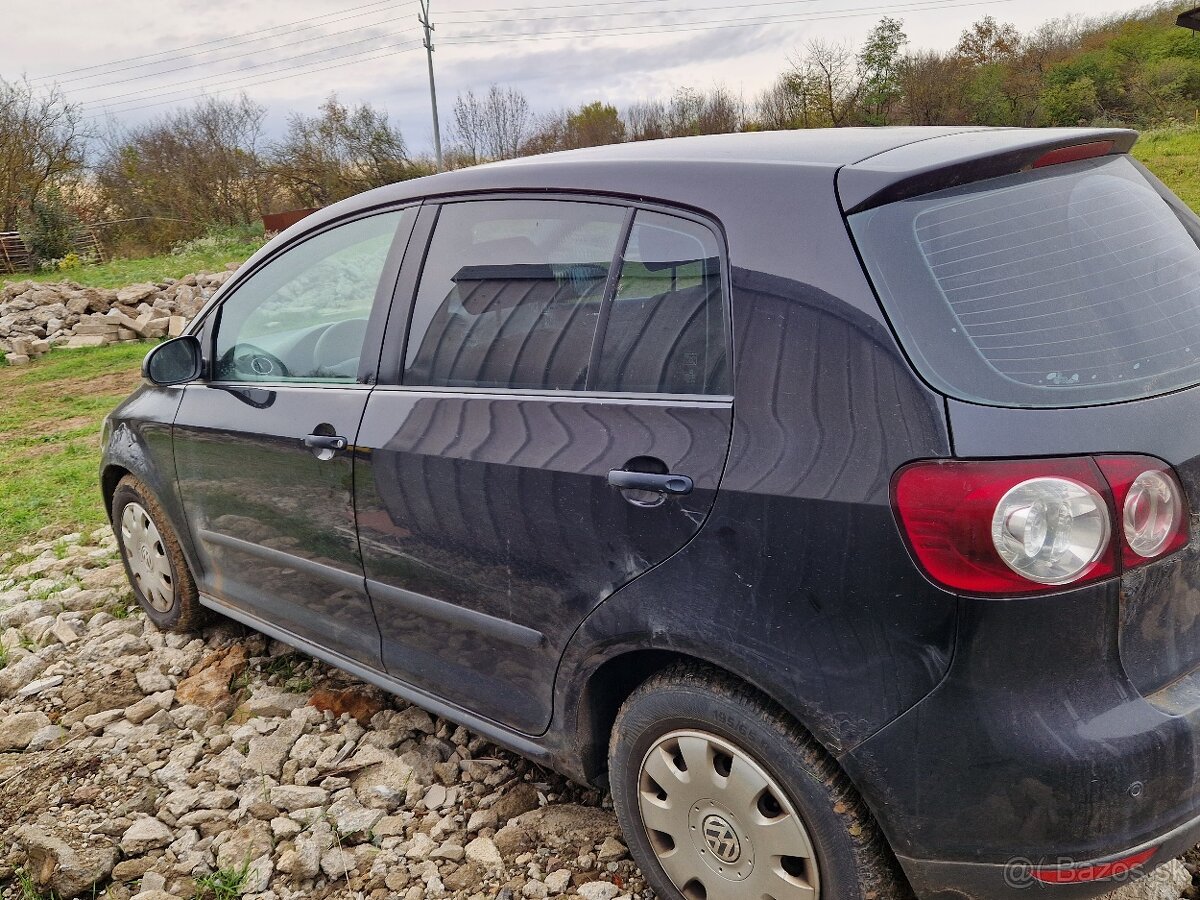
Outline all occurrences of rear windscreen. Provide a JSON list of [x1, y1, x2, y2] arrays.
[[849, 155, 1200, 408]]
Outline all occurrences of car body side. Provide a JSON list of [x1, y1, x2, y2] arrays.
[[104, 127, 1195, 899]]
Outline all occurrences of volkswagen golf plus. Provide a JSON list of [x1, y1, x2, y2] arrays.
[[102, 127, 1200, 900]]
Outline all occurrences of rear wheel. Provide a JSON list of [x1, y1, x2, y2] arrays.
[[112, 475, 204, 632], [609, 664, 909, 900]]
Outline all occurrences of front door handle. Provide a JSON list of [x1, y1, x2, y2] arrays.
[[608, 470, 694, 495], [303, 434, 348, 451]]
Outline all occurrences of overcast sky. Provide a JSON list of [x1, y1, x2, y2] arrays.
[[9, 0, 1159, 152]]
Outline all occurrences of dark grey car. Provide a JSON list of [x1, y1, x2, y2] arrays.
[[104, 127, 1200, 899]]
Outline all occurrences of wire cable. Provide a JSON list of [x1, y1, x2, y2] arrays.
[[82, 43, 422, 120], [69, 18, 411, 94], [78, 30, 416, 107], [442, 0, 1016, 45], [34, 0, 412, 82]]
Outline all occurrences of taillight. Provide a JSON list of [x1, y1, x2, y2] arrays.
[[1095, 456, 1188, 567], [893, 456, 1188, 596]]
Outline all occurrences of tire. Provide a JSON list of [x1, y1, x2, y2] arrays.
[[609, 663, 910, 900], [112, 475, 204, 632]]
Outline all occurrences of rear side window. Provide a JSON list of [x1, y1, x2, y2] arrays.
[[850, 156, 1200, 407], [404, 199, 729, 395]]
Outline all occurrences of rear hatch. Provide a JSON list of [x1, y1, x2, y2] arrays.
[[840, 131, 1200, 696]]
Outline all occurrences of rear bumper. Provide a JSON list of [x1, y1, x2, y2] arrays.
[[897, 806, 1200, 899], [842, 581, 1200, 900]]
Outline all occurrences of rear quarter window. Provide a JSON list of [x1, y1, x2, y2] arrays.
[[849, 155, 1200, 408]]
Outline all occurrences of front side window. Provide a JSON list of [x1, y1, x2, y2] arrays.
[[850, 156, 1200, 408], [214, 209, 410, 383], [404, 199, 626, 390]]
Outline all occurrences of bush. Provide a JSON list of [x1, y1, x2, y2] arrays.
[[20, 188, 81, 263], [170, 223, 266, 258]]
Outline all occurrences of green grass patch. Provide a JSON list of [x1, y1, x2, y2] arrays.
[[2, 247, 251, 290], [0, 343, 147, 550], [1133, 126, 1200, 214], [195, 860, 252, 900]]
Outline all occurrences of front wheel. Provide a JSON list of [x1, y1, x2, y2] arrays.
[[609, 664, 909, 900], [112, 475, 204, 632]]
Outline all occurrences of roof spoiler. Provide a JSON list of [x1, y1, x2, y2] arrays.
[[838, 128, 1139, 214]]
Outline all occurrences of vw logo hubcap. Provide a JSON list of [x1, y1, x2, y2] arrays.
[[702, 814, 741, 863]]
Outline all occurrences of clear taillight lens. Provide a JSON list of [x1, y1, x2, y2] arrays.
[[1095, 456, 1189, 566], [991, 477, 1110, 585]]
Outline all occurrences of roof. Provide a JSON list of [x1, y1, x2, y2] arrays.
[[1180, 7, 1200, 30], [283, 126, 1139, 239]]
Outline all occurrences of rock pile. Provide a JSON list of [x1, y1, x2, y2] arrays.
[[0, 529, 647, 900], [0, 532, 1195, 900], [0, 270, 236, 365]]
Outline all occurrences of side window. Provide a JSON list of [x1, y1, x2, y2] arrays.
[[213, 209, 410, 383], [594, 211, 728, 395], [404, 200, 626, 390]]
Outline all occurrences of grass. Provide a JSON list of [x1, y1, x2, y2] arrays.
[[3, 247, 252, 290], [1133, 125, 1200, 213], [195, 860, 252, 900], [0, 342, 147, 551]]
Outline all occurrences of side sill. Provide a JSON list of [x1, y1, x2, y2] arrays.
[[198, 592, 552, 765]]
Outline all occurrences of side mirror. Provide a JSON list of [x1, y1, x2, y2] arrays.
[[143, 336, 203, 386]]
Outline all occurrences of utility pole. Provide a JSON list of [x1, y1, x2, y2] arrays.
[[418, 0, 443, 171]]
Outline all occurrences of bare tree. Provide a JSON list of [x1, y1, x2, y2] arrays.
[[0, 78, 88, 230], [624, 99, 669, 141], [799, 40, 860, 126], [481, 84, 530, 160], [451, 89, 487, 165], [270, 94, 420, 208], [451, 84, 531, 164]]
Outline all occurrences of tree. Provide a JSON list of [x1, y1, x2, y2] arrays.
[[565, 101, 625, 148], [452, 84, 531, 164], [0, 79, 87, 230], [955, 16, 1020, 66], [95, 95, 270, 250], [271, 95, 420, 208], [858, 17, 908, 124], [801, 39, 860, 126]]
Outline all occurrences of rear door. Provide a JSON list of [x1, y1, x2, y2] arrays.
[[355, 198, 734, 732], [174, 208, 415, 668]]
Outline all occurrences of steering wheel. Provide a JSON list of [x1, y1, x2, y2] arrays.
[[231, 344, 290, 380]]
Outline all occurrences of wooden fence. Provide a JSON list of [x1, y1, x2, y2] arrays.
[[0, 228, 105, 276]]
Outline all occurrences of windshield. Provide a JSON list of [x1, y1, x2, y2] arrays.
[[849, 155, 1200, 408]]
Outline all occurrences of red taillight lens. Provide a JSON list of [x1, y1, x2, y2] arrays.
[[893, 458, 1116, 595], [893, 455, 1188, 596], [1031, 140, 1115, 168]]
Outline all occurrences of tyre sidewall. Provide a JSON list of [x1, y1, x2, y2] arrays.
[[610, 680, 867, 900], [112, 481, 184, 630]]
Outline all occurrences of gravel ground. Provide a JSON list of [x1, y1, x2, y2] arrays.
[[0, 527, 1195, 900]]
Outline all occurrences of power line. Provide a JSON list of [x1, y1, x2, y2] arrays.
[[61, 12, 409, 91], [70, 21, 412, 97], [34, 0, 410, 82], [442, 0, 1017, 45], [440, 0, 878, 24], [83, 44, 423, 121], [78, 30, 416, 109]]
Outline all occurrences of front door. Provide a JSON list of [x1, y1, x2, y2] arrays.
[[355, 199, 733, 732], [174, 208, 415, 667]]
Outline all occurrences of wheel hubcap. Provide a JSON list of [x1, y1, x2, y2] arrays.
[[637, 729, 820, 900], [119, 502, 174, 612]]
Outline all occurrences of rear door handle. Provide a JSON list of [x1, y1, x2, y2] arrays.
[[303, 434, 348, 451], [608, 470, 694, 495]]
